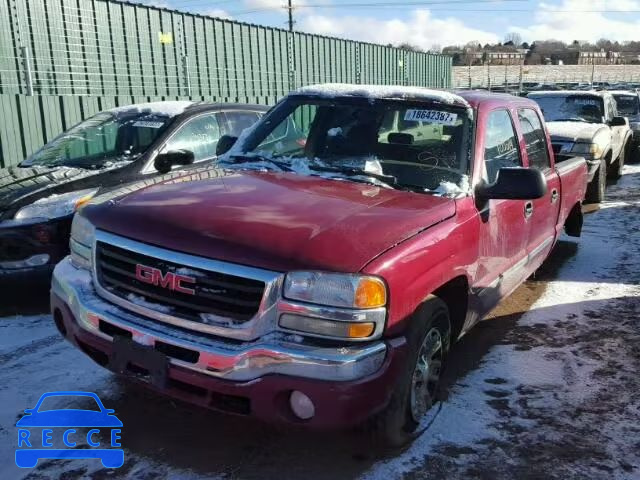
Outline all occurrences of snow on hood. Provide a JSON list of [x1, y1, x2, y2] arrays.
[[295, 83, 470, 107], [108, 101, 194, 117], [546, 121, 605, 141]]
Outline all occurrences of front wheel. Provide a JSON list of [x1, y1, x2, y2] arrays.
[[368, 296, 451, 448], [629, 143, 640, 164], [608, 144, 626, 180], [585, 158, 606, 204]]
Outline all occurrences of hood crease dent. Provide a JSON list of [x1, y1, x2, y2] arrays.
[[83, 168, 456, 272]]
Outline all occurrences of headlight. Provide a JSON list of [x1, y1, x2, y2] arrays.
[[283, 272, 386, 309], [14, 188, 97, 221], [69, 214, 95, 270], [571, 142, 603, 158]]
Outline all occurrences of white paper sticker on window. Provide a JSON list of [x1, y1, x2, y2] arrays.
[[573, 99, 598, 106], [133, 121, 165, 129], [404, 109, 458, 125]]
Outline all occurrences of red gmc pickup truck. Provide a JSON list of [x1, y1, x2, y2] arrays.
[[51, 85, 587, 446]]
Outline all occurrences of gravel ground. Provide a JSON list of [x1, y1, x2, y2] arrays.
[[0, 165, 639, 480]]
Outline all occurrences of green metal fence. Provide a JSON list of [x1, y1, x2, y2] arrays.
[[0, 0, 452, 167]]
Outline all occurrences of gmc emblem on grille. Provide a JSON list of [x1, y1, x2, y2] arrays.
[[135, 264, 196, 295]]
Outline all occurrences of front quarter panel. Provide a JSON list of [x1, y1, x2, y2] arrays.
[[362, 197, 479, 337]]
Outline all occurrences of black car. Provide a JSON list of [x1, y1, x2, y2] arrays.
[[0, 101, 270, 281]]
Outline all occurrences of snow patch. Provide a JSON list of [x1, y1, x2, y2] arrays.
[[125, 293, 174, 314], [199, 313, 246, 329], [433, 175, 470, 198], [296, 83, 470, 108], [109, 101, 194, 117]]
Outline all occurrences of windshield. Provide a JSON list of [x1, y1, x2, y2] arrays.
[[613, 95, 640, 116], [530, 95, 605, 124], [22, 111, 173, 169], [228, 97, 471, 193]]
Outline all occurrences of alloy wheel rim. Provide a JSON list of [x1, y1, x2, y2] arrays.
[[410, 327, 443, 423]]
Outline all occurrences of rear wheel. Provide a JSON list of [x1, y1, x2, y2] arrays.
[[585, 158, 606, 204], [369, 296, 450, 448]]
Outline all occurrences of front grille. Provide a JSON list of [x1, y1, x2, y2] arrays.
[[95, 241, 265, 325]]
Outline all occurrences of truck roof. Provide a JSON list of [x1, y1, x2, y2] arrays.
[[454, 90, 540, 109], [293, 83, 543, 110], [608, 90, 639, 97], [294, 83, 471, 108], [528, 90, 610, 98], [106, 100, 267, 118]]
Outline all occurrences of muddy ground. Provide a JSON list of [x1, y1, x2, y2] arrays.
[[0, 166, 639, 480]]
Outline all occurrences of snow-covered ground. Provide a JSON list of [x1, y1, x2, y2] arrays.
[[0, 165, 638, 479]]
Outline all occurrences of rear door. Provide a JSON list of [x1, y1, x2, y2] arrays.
[[474, 108, 531, 312], [517, 107, 560, 270]]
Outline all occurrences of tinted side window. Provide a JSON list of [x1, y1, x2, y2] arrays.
[[518, 108, 551, 170], [222, 111, 261, 136], [163, 113, 221, 162], [484, 109, 522, 183]]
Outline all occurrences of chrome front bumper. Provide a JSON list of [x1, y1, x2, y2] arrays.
[[52, 258, 388, 382]]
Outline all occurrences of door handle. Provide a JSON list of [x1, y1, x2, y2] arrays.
[[551, 189, 559, 204], [524, 201, 534, 219]]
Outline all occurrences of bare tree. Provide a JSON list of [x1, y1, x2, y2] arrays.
[[504, 32, 523, 47], [397, 43, 424, 53]]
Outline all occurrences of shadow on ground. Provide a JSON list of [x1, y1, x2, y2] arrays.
[[0, 273, 50, 316]]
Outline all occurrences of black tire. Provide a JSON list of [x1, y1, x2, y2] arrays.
[[629, 143, 640, 164], [608, 144, 625, 180], [368, 296, 451, 448], [585, 158, 606, 204]]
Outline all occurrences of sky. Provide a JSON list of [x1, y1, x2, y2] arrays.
[[138, 0, 640, 51]]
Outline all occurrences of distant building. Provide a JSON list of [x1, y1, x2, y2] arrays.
[[578, 50, 622, 65], [486, 51, 526, 65]]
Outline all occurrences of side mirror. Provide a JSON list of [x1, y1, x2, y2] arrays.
[[476, 167, 547, 201], [216, 135, 238, 156], [609, 116, 627, 127], [154, 149, 194, 174]]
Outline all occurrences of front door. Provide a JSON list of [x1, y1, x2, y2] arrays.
[[474, 108, 531, 313]]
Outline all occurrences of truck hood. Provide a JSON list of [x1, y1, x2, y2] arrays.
[[546, 121, 607, 143], [0, 165, 97, 219], [83, 168, 456, 272]]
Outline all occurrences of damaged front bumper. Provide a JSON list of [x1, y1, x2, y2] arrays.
[[51, 258, 405, 427]]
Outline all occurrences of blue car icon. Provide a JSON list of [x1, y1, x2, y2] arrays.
[[16, 391, 123, 468]]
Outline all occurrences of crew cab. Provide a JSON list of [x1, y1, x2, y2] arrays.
[[51, 86, 587, 446], [528, 90, 632, 203], [611, 90, 640, 163], [0, 101, 267, 280]]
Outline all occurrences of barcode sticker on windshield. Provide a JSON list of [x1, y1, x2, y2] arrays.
[[133, 121, 165, 128], [404, 109, 457, 125]]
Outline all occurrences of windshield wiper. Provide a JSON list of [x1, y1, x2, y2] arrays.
[[222, 154, 293, 172], [306, 164, 399, 189]]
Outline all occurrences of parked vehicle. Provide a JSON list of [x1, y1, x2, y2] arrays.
[[611, 90, 640, 163], [528, 90, 633, 203], [0, 101, 268, 280], [51, 85, 587, 447]]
